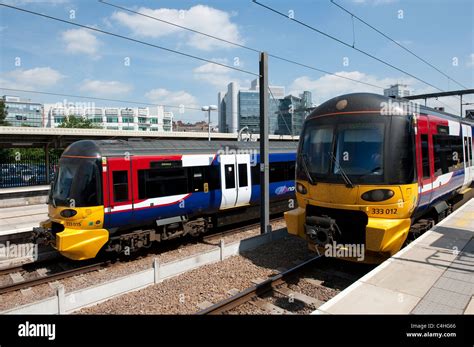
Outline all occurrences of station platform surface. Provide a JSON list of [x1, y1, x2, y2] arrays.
[[315, 199, 474, 315], [0, 185, 49, 208], [0, 204, 47, 237]]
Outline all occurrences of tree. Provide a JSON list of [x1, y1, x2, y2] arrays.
[[0, 99, 10, 126], [58, 115, 99, 129]]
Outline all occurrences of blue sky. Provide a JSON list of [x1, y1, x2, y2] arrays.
[[0, 0, 473, 123]]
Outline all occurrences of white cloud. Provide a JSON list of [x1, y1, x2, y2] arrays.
[[79, 79, 132, 96], [111, 5, 243, 51], [1, 67, 65, 89], [192, 58, 248, 91], [145, 88, 198, 107], [289, 71, 415, 105], [467, 53, 474, 67], [290, 72, 470, 115], [61, 28, 101, 58]]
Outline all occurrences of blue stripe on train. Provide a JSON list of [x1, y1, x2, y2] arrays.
[[106, 180, 296, 229]]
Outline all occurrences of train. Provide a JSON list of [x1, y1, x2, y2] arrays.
[[34, 139, 297, 260], [285, 92, 474, 263]]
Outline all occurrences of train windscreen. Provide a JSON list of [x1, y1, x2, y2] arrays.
[[298, 114, 415, 185], [51, 157, 102, 207]]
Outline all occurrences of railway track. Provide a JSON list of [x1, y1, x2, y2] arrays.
[[202, 216, 284, 242], [0, 261, 110, 295], [197, 255, 325, 314], [0, 217, 286, 298]]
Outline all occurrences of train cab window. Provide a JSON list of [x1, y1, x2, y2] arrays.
[[113, 171, 129, 202], [238, 163, 248, 187], [421, 135, 430, 179], [224, 164, 236, 189]]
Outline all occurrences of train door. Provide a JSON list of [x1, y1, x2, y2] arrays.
[[219, 154, 251, 209], [416, 115, 433, 204], [106, 157, 134, 227], [462, 123, 473, 185]]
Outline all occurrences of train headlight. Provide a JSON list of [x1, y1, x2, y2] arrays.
[[361, 189, 394, 202], [296, 183, 307, 194], [60, 209, 77, 218]]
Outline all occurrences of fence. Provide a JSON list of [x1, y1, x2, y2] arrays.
[[0, 148, 61, 188]]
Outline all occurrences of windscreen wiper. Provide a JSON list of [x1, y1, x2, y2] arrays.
[[300, 153, 315, 184], [328, 152, 354, 188]]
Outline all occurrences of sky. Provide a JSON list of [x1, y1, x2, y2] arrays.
[[0, 0, 473, 124]]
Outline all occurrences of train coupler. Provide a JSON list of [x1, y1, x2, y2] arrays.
[[305, 215, 342, 246], [31, 226, 55, 246]]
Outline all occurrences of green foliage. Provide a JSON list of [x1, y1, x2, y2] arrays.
[[58, 115, 99, 129], [0, 99, 10, 126]]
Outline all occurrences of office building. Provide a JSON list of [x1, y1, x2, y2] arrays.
[[1, 95, 43, 127]]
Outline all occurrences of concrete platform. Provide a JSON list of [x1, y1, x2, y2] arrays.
[[0, 204, 47, 238], [315, 199, 474, 315], [0, 185, 49, 208]]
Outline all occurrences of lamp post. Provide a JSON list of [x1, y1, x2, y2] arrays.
[[201, 105, 217, 141]]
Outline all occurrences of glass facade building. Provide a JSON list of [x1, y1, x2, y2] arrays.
[[276, 91, 313, 136], [2, 96, 43, 127], [218, 81, 312, 136]]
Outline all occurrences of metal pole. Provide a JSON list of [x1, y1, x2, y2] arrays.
[[460, 94, 463, 118], [259, 52, 270, 235], [208, 109, 211, 141]]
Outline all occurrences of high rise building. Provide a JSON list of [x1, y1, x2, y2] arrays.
[[383, 84, 413, 98], [217, 80, 289, 135], [275, 91, 313, 136], [2, 95, 43, 127]]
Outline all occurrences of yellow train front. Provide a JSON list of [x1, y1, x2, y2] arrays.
[[286, 93, 420, 264]]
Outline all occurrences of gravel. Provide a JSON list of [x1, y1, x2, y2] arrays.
[[0, 219, 285, 312], [78, 235, 312, 314]]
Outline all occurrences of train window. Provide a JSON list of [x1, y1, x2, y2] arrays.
[[238, 163, 248, 187], [112, 171, 129, 202], [138, 168, 189, 199], [224, 164, 236, 189], [270, 162, 287, 183], [433, 135, 464, 176], [204, 166, 220, 190], [191, 167, 205, 192], [288, 162, 296, 181], [465, 137, 469, 167], [421, 135, 430, 179], [251, 164, 260, 185], [469, 138, 473, 164]]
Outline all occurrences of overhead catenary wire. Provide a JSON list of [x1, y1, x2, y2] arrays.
[[329, 0, 470, 90], [252, 0, 454, 94], [0, 3, 259, 77], [98, 0, 384, 90]]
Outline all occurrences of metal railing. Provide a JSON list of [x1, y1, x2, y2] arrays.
[[0, 149, 61, 188]]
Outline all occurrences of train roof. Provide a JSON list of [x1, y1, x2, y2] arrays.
[[307, 92, 474, 124], [62, 139, 298, 158]]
